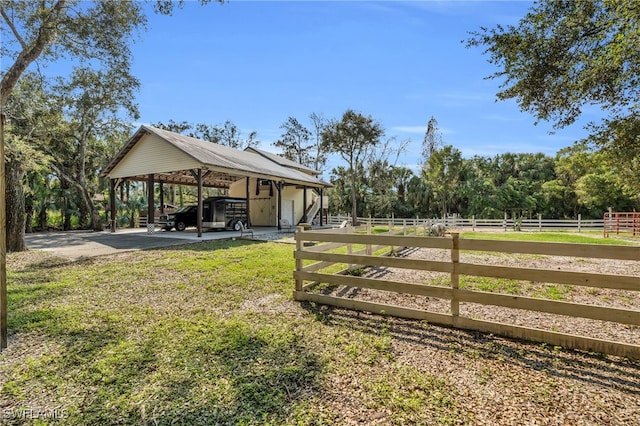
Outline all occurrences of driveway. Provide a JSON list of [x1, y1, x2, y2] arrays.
[[24, 227, 284, 260]]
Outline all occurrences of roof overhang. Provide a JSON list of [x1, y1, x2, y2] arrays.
[[100, 125, 332, 189]]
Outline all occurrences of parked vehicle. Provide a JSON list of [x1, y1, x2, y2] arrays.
[[159, 197, 248, 231]]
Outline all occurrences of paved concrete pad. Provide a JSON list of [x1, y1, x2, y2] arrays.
[[25, 227, 286, 260]]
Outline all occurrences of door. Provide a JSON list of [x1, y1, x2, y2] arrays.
[[281, 200, 294, 226]]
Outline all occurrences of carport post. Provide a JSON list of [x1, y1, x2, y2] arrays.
[[110, 179, 116, 233], [276, 181, 283, 230], [319, 188, 324, 226], [245, 177, 251, 227], [197, 169, 202, 238], [302, 186, 307, 223], [147, 174, 155, 234], [159, 182, 164, 214]]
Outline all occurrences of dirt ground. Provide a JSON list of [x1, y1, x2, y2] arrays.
[[309, 246, 640, 424], [318, 247, 640, 345]]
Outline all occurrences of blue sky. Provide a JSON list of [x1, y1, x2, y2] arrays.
[[26, 1, 607, 174]]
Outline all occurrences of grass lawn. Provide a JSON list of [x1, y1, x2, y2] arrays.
[[459, 230, 637, 245], [3, 240, 468, 425], [2, 233, 638, 424]]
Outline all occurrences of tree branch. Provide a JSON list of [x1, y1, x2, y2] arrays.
[[0, 5, 28, 49], [0, 0, 66, 106]]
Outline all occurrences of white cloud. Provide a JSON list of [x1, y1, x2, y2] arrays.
[[391, 125, 454, 135], [391, 126, 425, 134]]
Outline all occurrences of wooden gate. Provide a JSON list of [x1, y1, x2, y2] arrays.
[[604, 211, 640, 237]]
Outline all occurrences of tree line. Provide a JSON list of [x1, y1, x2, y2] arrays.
[[277, 112, 639, 223]]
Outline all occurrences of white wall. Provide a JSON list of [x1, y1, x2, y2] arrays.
[[229, 178, 316, 226], [110, 134, 200, 178]]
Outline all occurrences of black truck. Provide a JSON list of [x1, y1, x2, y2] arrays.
[[159, 197, 248, 232]]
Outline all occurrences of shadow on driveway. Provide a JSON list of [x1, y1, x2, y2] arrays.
[[25, 230, 213, 260], [24, 227, 288, 260]]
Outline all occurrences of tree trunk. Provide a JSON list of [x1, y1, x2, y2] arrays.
[[6, 158, 26, 252], [441, 195, 447, 219], [73, 182, 102, 231], [52, 163, 103, 231], [60, 180, 71, 231], [91, 209, 102, 231], [129, 207, 135, 228], [78, 198, 89, 229], [37, 202, 48, 230], [350, 169, 359, 226], [24, 193, 34, 234]]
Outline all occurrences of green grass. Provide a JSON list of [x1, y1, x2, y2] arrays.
[[425, 275, 572, 300], [460, 231, 636, 245], [460, 276, 525, 295], [3, 241, 466, 425]]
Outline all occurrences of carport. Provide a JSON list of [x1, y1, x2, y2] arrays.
[[100, 125, 331, 237]]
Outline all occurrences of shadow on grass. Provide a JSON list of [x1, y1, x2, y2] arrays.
[[7, 256, 81, 334], [117, 318, 327, 424], [4, 313, 326, 424], [153, 238, 263, 253], [301, 301, 640, 396]]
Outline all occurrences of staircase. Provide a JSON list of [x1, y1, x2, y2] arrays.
[[303, 198, 321, 224]]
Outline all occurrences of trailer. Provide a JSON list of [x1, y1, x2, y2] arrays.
[[159, 197, 248, 232]]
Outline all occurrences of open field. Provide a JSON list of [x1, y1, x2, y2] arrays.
[[2, 234, 639, 425]]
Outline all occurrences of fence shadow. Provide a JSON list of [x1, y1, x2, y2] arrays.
[[301, 301, 640, 396]]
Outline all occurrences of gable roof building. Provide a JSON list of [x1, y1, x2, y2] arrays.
[[101, 125, 330, 235], [101, 125, 329, 189]]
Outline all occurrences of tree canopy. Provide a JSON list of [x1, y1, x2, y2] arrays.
[[0, 0, 224, 254], [153, 120, 258, 150], [467, 0, 639, 171], [273, 114, 327, 172], [322, 110, 384, 225], [421, 116, 443, 169]]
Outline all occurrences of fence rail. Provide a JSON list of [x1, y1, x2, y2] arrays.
[[293, 225, 640, 358], [604, 211, 640, 237], [327, 214, 605, 232]]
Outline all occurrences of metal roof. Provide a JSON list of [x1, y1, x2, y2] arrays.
[[245, 147, 321, 176], [101, 125, 332, 189]]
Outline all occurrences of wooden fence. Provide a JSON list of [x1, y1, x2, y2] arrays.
[[293, 226, 640, 358], [327, 214, 604, 232]]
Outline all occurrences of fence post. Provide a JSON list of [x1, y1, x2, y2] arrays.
[[578, 214, 582, 233], [366, 221, 372, 255], [294, 226, 305, 293], [503, 212, 508, 232], [451, 232, 460, 320], [538, 214, 542, 231], [403, 219, 407, 236], [388, 218, 395, 254], [472, 215, 475, 231]]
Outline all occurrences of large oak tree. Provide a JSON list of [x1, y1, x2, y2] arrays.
[[0, 0, 221, 349], [467, 0, 639, 190]]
